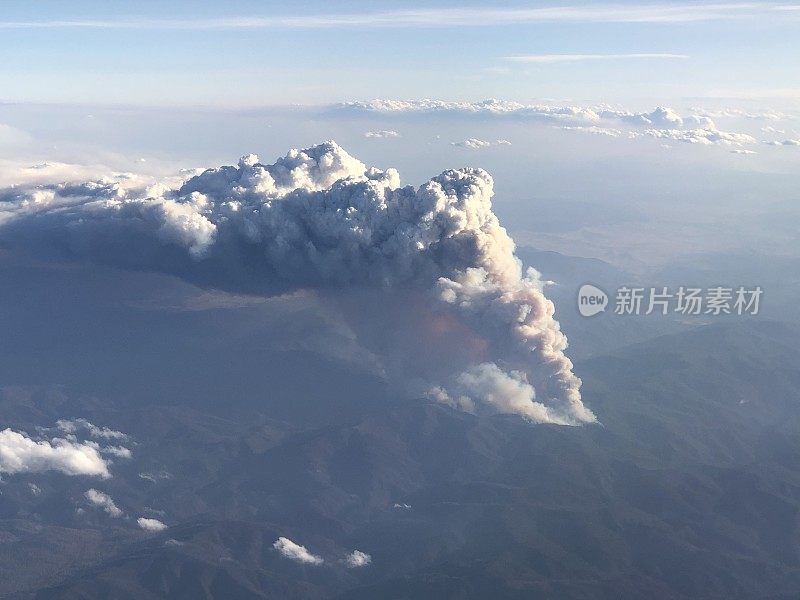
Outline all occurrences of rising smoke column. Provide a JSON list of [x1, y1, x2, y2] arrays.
[[0, 142, 595, 425]]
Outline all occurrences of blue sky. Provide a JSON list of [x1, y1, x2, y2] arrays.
[[0, 1, 798, 273], [1, 1, 799, 107]]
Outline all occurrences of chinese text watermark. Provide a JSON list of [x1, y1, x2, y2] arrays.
[[578, 285, 762, 317]]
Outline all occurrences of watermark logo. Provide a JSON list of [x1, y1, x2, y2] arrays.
[[577, 284, 609, 317], [578, 284, 762, 317]]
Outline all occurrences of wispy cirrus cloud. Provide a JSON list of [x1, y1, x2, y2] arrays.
[[0, 4, 795, 30], [504, 53, 689, 64]]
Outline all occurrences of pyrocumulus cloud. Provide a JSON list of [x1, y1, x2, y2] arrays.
[[0, 142, 595, 425]]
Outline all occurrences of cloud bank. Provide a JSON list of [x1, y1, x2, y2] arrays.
[[338, 100, 759, 147], [273, 537, 324, 565], [0, 141, 594, 425], [0, 428, 111, 478]]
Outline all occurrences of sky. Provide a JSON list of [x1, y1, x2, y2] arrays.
[[0, 1, 799, 107], [0, 1, 798, 274]]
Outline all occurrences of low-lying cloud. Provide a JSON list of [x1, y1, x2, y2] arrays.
[[57, 418, 129, 441], [346, 550, 372, 567], [0, 141, 595, 425], [273, 537, 324, 565], [0, 428, 111, 477], [101, 445, 133, 459], [85, 488, 123, 517], [137, 517, 167, 531]]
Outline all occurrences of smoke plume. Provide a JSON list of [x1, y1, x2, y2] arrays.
[[0, 142, 595, 425]]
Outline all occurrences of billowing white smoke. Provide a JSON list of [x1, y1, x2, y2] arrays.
[[0, 142, 595, 425]]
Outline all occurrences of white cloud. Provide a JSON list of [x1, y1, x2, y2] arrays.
[[101, 445, 132, 459], [273, 537, 324, 565], [364, 130, 400, 138], [504, 53, 688, 63], [139, 470, 172, 483], [0, 160, 161, 192], [731, 149, 757, 155], [558, 125, 623, 137], [340, 99, 604, 124], [633, 106, 689, 127], [346, 550, 372, 568], [0, 428, 111, 478], [137, 517, 168, 531], [452, 138, 511, 149], [56, 418, 129, 441], [85, 488, 123, 517], [691, 107, 790, 121], [763, 138, 800, 146], [339, 100, 741, 142], [639, 127, 756, 146]]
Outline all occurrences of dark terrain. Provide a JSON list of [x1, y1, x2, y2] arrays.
[[1, 253, 800, 599]]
